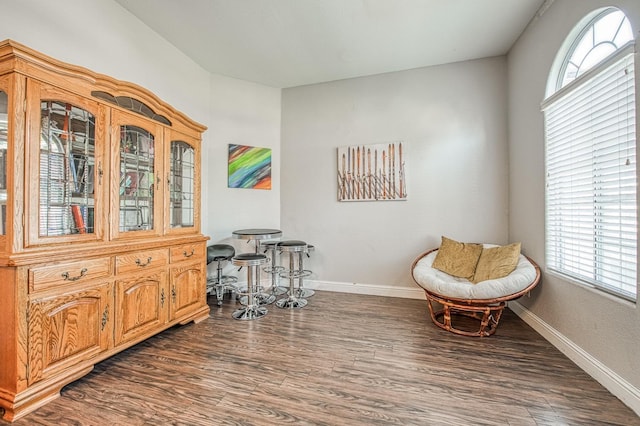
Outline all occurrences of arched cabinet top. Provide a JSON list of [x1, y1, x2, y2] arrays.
[[0, 39, 206, 135]]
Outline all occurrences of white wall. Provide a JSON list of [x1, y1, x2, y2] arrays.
[[202, 74, 281, 246], [2, 0, 282, 248], [281, 57, 509, 297], [508, 0, 640, 411]]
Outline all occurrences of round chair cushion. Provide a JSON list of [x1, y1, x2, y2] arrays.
[[412, 246, 537, 300]]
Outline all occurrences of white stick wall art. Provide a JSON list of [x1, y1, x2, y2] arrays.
[[337, 141, 407, 202]]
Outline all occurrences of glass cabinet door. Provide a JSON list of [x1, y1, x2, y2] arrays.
[[111, 110, 163, 238], [0, 87, 7, 238], [40, 101, 95, 236], [26, 81, 106, 246], [166, 131, 200, 234]]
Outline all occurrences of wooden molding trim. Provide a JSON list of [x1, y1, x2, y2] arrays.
[[0, 39, 206, 135]]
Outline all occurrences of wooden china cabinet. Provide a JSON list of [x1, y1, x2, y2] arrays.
[[0, 40, 209, 422]]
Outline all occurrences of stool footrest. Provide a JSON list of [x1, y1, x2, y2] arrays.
[[279, 269, 312, 279], [207, 275, 238, 284]]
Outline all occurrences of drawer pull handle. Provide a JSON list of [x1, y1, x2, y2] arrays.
[[160, 288, 165, 307], [61, 268, 88, 281], [101, 304, 109, 331], [183, 249, 195, 258], [136, 257, 152, 267]]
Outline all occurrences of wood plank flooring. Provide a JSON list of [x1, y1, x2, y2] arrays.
[[11, 291, 640, 425]]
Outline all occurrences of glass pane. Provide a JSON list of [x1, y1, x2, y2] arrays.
[[577, 44, 617, 77], [91, 91, 171, 126], [40, 101, 96, 236], [570, 27, 594, 69], [119, 125, 154, 232], [0, 91, 7, 236], [559, 9, 634, 90], [593, 10, 624, 44], [169, 141, 194, 228]]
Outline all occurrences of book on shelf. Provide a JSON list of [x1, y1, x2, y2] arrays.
[[69, 153, 91, 194], [71, 204, 86, 234], [119, 171, 139, 196], [80, 206, 94, 233], [69, 153, 78, 192], [125, 171, 138, 195]]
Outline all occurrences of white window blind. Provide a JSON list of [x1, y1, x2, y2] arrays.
[[543, 49, 636, 301]]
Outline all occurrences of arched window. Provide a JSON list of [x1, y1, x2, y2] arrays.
[[543, 8, 636, 301], [557, 9, 633, 89]]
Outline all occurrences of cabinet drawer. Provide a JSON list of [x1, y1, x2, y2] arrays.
[[170, 243, 204, 264], [30, 257, 112, 292], [116, 249, 169, 274]]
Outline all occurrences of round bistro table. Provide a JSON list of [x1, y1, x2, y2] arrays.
[[232, 228, 283, 305], [232, 228, 283, 253]]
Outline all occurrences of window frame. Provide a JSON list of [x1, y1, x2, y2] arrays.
[[542, 8, 637, 303]]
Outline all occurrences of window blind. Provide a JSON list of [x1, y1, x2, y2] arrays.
[[543, 50, 637, 301]]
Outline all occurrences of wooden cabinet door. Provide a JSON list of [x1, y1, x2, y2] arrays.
[[27, 282, 112, 385], [114, 271, 167, 345], [169, 262, 205, 321]]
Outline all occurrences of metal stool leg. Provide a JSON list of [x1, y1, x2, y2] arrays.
[[276, 249, 308, 309], [206, 244, 238, 306], [212, 259, 239, 306], [293, 251, 315, 298], [254, 266, 276, 305], [264, 244, 287, 296], [232, 254, 268, 320]]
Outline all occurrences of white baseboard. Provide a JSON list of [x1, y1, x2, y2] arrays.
[[239, 278, 426, 299], [509, 301, 640, 417], [235, 279, 424, 300]]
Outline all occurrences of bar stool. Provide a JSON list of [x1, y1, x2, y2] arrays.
[[232, 253, 269, 320], [276, 240, 310, 309], [206, 244, 239, 306], [262, 241, 287, 296]]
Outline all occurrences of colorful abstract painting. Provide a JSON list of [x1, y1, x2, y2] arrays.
[[228, 144, 272, 190]]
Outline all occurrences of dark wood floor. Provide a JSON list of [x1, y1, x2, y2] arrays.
[[11, 290, 640, 425]]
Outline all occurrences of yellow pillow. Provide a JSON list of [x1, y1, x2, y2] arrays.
[[431, 236, 483, 280], [472, 242, 521, 283]]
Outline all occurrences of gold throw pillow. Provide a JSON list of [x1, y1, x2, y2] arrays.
[[472, 242, 521, 283], [431, 236, 483, 280]]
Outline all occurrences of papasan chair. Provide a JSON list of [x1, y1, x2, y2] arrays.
[[411, 237, 541, 337]]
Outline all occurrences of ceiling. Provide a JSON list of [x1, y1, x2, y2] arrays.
[[114, 0, 547, 88]]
